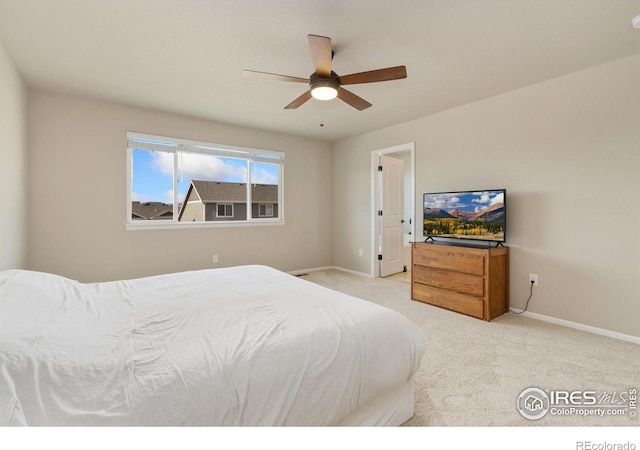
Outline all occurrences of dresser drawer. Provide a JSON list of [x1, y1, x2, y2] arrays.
[[413, 265, 484, 297], [412, 283, 484, 319], [413, 245, 485, 276]]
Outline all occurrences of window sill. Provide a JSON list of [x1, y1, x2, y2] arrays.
[[125, 220, 286, 231]]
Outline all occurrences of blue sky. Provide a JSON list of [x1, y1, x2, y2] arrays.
[[132, 149, 278, 204]]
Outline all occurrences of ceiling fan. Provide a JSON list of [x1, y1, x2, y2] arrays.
[[243, 34, 407, 111]]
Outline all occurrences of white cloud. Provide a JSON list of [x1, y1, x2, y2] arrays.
[[445, 196, 460, 208], [252, 167, 278, 184], [152, 152, 247, 182], [151, 151, 174, 177], [472, 193, 491, 204], [490, 192, 504, 205], [424, 194, 459, 209], [472, 191, 504, 211], [471, 191, 504, 205]]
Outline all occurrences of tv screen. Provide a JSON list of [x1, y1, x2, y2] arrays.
[[423, 189, 506, 243]]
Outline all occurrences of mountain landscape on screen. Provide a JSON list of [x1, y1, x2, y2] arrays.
[[423, 190, 506, 242]]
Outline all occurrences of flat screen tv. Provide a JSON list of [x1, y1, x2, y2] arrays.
[[423, 189, 506, 244]]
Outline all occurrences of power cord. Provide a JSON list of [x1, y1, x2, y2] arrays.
[[511, 280, 534, 315]]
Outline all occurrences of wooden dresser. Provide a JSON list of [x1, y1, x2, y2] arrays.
[[411, 242, 509, 321]]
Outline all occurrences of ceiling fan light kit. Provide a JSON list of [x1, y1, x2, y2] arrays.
[[244, 34, 407, 110], [310, 72, 339, 100], [311, 86, 338, 100]]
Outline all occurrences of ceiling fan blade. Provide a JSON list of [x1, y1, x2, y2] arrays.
[[337, 87, 372, 111], [243, 70, 308, 83], [339, 66, 407, 85], [284, 90, 313, 109], [308, 34, 332, 77]]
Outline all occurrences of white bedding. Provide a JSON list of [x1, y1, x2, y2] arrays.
[[0, 265, 425, 426]]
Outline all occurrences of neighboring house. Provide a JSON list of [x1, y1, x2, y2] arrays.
[[131, 201, 173, 220], [178, 180, 278, 222]]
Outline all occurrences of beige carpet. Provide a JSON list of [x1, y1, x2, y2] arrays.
[[302, 269, 640, 427]]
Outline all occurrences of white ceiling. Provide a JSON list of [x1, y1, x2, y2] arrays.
[[1, 0, 639, 142]]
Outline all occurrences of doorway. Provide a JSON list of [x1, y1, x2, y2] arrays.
[[371, 143, 415, 278]]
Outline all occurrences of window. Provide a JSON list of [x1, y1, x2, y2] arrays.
[[217, 204, 234, 218], [127, 132, 284, 229], [258, 204, 274, 217]]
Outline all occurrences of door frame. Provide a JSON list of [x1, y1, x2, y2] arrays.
[[370, 142, 415, 278]]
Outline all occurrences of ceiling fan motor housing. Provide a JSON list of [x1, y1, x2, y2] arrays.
[[310, 71, 340, 92]]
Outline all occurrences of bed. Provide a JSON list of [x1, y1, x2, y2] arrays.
[[0, 265, 425, 426]]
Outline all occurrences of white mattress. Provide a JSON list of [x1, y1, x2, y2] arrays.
[[0, 265, 425, 426]]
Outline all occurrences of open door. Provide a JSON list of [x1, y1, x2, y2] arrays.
[[378, 155, 404, 277]]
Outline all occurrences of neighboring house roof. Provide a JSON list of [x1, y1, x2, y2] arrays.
[[191, 180, 244, 203], [177, 180, 278, 220], [189, 180, 278, 203], [252, 183, 278, 203], [131, 201, 174, 220]]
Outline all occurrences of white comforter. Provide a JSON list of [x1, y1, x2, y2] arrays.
[[0, 265, 425, 426]]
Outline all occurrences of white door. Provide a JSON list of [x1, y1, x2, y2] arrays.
[[378, 155, 404, 277]]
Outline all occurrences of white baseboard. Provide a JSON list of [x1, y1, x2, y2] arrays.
[[509, 309, 640, 345], [331, 266, 374, 278], [287, 266, 373, 278], [287, 266, 334, 276]]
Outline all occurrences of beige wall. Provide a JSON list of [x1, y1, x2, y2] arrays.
[[0, 41, 27, 271], [16, 53, 640, 338], [27, 91, 333, 282], [333, 55, 640, 338]]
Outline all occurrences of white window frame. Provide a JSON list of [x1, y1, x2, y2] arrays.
[[258, 204, 274, 217], [126, 132, 285, 230]]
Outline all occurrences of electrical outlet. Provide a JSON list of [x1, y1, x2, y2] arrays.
[[358, 248, 363, 257], [529, 273, 538, 286], [213, 254, 219, 264]]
